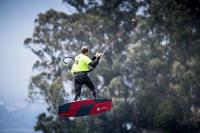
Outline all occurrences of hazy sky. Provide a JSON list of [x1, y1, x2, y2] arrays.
[[0, 0, 74, 106]]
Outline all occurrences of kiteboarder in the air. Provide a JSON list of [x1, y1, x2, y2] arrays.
[[71, 47, 103, 101]]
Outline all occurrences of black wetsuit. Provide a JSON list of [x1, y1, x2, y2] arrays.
[[73, 56, 100, 101]]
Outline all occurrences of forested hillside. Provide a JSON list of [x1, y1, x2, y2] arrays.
[[24, 0, 200, 132]]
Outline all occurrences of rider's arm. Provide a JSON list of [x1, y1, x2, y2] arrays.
[[91, 56, 96, 61], [88, 56, 100, 67]]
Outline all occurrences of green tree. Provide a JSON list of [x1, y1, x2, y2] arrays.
[[24, 0, 200, 132]]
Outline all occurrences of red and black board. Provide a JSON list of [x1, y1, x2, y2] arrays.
[[58, 98, 112, 117]]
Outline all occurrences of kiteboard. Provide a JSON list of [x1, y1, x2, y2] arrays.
[[58, 98, 112, 117]]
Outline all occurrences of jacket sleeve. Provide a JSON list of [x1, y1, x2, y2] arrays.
[[91, 56, 96, 61], [88, 56, 100, 68]]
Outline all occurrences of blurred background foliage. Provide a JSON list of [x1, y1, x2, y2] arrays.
[[24, 0, 200, 132]]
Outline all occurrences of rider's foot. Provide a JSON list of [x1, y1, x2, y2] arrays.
[[73, 95, 80, 101], [92, 90, 97, 99]]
